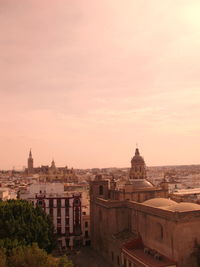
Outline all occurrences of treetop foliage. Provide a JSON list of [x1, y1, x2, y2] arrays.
[[0, 200, 55, 252]]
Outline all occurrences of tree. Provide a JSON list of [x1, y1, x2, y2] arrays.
[[7, 243, 57, 267], [6, 244, 73, 267], [0, 200, 55, 252]]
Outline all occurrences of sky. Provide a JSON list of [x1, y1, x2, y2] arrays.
[[1, 0, 200, 169]]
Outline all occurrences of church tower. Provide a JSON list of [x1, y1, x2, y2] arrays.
[[27, 149, 34, 174], [51, 159, 56, 170], [129, 148, 146, 180]]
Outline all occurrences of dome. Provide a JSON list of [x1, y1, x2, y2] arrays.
[[163, 202, 200, 212], [143, 198, 200, 212], [131, 148, 145, 164], [143, 198, 177, 207], [130, 179, 153, 189]]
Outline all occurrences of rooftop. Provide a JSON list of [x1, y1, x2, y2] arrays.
[[143, 197, 200, 212], [123, 238, 177, 267]]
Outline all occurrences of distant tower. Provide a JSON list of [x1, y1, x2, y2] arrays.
[[129, 148, 146, 180], [27, 149, 34, 174], [51, 159, 56, 169]]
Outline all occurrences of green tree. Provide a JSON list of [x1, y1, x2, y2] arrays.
[[0, 200, 55, 252]]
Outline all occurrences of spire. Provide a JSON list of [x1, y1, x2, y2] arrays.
[[29, 149, 32, 158], [135, 147, 140, 156], [51, 159, 56, 169]]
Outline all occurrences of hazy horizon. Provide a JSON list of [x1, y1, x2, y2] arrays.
[[1, 1, 200, 169]]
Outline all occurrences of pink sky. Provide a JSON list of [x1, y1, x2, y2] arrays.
[[1, 0, 200, 169]]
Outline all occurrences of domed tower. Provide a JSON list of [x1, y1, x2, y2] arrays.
[[27, 149, 34, 174], [129, 148, 146, 180]]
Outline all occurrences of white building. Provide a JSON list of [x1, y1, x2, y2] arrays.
[[0, 187, 17, 200], [20, 183, 82, 248]]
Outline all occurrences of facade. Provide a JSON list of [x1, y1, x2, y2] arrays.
[[90, 148, 200, 267], [21, 183, 82, 248]]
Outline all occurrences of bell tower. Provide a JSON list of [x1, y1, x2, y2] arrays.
[[90, 174, 109, 201], [27, 149, 34, 174]]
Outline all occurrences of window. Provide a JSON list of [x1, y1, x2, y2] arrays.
[[57, 199, 61, 208], [117, 256, 120, 265], [74, 199, 79, 205], [82, 211, 86, 215], [49, 199, 53, 208], [135, 167, 137, 172], [57, 208, 61, 217], [49, 208, 53, 217], [65, 218, 69, 225], [65, 199, 69, 207], [65, 227, 70, 234], [129, 261, 131, 267], [99, 185, 104, 195], [65, 208, 69, 216], [85, 221, 88, 228], [85, 230, 88, 238], [57, 218, 61, 224]]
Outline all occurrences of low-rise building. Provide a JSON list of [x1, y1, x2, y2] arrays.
[[20, 183, 82, 249]]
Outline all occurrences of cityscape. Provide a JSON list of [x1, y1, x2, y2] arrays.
[[0, 148, 200, 266], [1, 1, 200, 267]]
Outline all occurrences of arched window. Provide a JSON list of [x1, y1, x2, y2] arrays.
[[99, 185, 104, 195]]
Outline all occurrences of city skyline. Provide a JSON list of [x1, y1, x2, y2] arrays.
[[1, 1, 200, 169]]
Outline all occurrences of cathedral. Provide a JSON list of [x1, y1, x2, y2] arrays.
[[90, 148, 200, 267], [25, 149, 78, 183]]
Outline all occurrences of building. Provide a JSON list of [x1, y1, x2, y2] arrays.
[[27, 149, 34, 174], [170, 188, 200, 203], [25, 150, 78, 183], [109, 148, 168, 202], [121, 199, 200, 267], [0, 187, 16, 200], [90, 148, 200, 267], [21, 183, 82, 249]]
